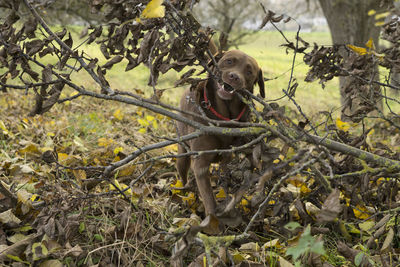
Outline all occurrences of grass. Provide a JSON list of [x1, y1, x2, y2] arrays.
[[108, 30, 341, 114], [2, 26, 399, 266], [238, 31, 340, 115], [28, 27, 400, 118], [129, 30, 339, 114], [33, 28, 340, 116], [6, 25, 400, 117]]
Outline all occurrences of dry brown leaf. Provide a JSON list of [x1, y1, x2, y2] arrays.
[[316, 188, 342, 223]]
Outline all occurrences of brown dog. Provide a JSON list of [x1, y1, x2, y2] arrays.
[[176, 50, 265, 216]]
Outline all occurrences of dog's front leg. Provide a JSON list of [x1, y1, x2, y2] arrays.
[[193, 156, 217, 215]]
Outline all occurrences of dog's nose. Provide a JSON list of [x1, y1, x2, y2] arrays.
[[228, 72, 240, 82]]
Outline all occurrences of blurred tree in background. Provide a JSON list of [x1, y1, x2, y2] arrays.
[[316, 0, 392, 120], [192, 0, 265, 50]]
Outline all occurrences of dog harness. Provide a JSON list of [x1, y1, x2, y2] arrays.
[[203, 87, 246, 121]]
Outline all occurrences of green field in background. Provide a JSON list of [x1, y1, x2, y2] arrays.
[[12, 27, 399, 116], [78, 30, 341, 115]]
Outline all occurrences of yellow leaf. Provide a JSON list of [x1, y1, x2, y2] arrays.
[[138, 128, 146, 134], [347, 44, 368, 55], [240, 197, 250, 213], [70, 91, 79, 97], [377, 177, 389, 185], [375, 12, 390, 20], [156, 114, 164, 120], [171, 180, 183, 194], [232, 251, 246, 264], [375, 21, 385, 27], [111, 179, 121, 190], [46, 132, 55, 137], [262, 238, 281, 249], [300, 184, 311, 194], [30, 194, 40, 202], [215, 188, 226, 199], [146, 115, 155, 121], [141, 0, 165, 19], [368, 9, 376, 16], [18, 143, 40, 156], [152, 120, 158, 129], [181, 192, 196, 206], [0, 120, 12, 137], [110, 179, 131, 195], [113, 109, 123, 121], [118, 164, 136, 177], [114, 147, 124, 155], [365, 38, 375, 50], [137, 118, 150, 127], [164, 144, 178, 152], [98, 137, 114, 147], [120, 183, 132, 195], [336, 118, 350, 132], [57, 153, 69, 162], [268, 119, 277, 126], [353, 204, 371, 220], [240, 198, 248, 206]]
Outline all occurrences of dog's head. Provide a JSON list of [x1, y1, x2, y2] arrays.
[[213, 50, 265, 100]]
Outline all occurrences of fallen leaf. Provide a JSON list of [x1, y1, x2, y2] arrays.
[[336, 118, 351, 132], [141, 0, 165, 19], [316, 188, 342, 223], [381, 227, 394, 253], [39, 259, 63, 267]]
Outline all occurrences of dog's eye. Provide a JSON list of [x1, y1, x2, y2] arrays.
[[225, 59, 233, 65], [247, 70, 253, 76]]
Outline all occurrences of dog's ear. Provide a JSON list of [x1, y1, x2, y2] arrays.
[[257, 69, 265, 98]]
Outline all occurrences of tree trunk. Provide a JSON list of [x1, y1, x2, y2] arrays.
[[318, 0, 386, 121]]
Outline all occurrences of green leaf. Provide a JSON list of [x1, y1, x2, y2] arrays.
[[354, 252, 365, 266], [7, 233, 29, 244], [6, 254, 30, 264], [285, 221, 301, 231], [32, 242, 49, 261], [94, 234, 104, 242], [79, 222, 85, 233], [286, 225, 325, 260], [286, 245, 304, 261], [15, 224, 33, 232], [310, 241, 326, 256]]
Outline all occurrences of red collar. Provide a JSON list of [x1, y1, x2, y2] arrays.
[[203, 86, 246, 121]]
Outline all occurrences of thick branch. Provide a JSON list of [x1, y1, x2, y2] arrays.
[[304, 133, 400, 171]]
